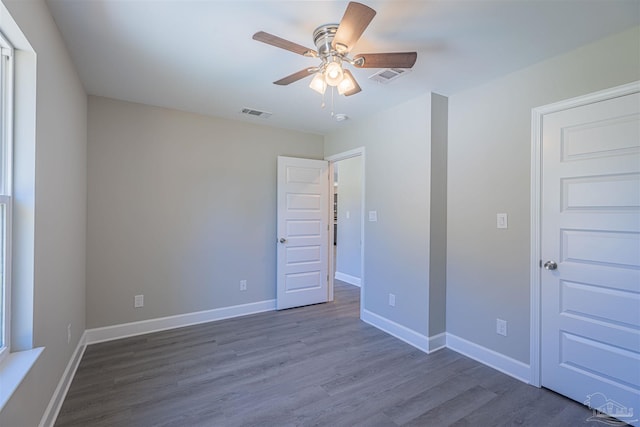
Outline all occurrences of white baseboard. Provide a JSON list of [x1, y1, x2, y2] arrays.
[[429, 332, 447, 352], [85, 299, 276, 345], [361, 309, 444, 354], [39, 332, 87, 427], [446, 333, 530, 384], [359, 312, 529, 382], [334, 271, 361, 287]]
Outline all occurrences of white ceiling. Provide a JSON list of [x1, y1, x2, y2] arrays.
[[46, 0, 639, 135]]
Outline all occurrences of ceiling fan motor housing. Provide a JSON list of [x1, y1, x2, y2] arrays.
[[313, 24, 339, 57]]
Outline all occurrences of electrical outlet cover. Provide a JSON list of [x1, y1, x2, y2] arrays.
[[134, 294, 144, 308], [496, 318, 507, 336]]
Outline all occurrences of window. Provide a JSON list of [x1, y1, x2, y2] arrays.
[[0, 31, 13, 363]]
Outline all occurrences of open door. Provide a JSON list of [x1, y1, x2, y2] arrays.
[[277, 156, 329, 310]]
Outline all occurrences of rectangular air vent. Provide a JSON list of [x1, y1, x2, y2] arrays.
[[241, 108, 272, 119], [369, 68, 411, 84]]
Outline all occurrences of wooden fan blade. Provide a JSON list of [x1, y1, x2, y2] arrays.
[[253, 31, 317, 57], [274, 68, 314, 86], [342, 69, 361, 97], [353, 52, 417, 69], [332, 2, 376, 53]]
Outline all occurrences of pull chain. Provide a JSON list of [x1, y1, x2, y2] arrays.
[[331, 87, 335, 117], [319, 87, 337, 116]]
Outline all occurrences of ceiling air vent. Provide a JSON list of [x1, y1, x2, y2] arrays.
[[369, 68, 411, 84], [241, 108, 272, 119]]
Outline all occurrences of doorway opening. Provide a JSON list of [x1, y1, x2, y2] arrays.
[[327, 148, 365, 318]]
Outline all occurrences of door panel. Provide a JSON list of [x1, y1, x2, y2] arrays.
[[277, 156, 329, 310], [541, 91, 640, 426]]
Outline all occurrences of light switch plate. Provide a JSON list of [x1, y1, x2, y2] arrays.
[[369, 211, 378, 222], [497, 213, 508, 229]]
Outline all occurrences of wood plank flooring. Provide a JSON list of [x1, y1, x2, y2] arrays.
[[55, 281, 598, 427]]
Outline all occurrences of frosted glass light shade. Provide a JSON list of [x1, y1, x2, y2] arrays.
[[309, 73, 327, 94], [324, 61, 343, 86], [337, 72, 356, 95]]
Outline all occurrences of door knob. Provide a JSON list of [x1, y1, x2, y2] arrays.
[[279, 237, 287, 243], [543, 260, 558, 270]]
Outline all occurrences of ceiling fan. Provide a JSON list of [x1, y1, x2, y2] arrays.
[[252, 1, 417, 97]]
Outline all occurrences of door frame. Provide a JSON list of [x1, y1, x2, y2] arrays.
[[326, 147, 365, 319], [529, 80, 640, 387]]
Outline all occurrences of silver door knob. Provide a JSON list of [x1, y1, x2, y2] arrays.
[[543, 260, 558, 270], [279, 237, 287, 243]]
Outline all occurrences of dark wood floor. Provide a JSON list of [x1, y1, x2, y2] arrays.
[[55, 281, 597, 427]]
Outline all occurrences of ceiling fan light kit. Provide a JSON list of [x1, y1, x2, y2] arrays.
[[309, 73, 327, 94], [325, 61, 344, 86], [253, 1, 417, 107], [338, 69, 359, 96]]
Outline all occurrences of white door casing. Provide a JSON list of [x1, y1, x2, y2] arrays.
[[533, 83, 640, 426], [277, 156, 329, 310]]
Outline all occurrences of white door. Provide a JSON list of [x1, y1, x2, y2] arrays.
[[277, 156, 329, 310], [541, 90, 640, 426]]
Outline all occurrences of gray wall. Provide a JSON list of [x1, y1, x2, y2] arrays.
[[325, 94, 432, 336], [1, 7, 636, 424], [447, 26, 640, 364], [87, 96, 324, 328], [335, 156, 362, 281], [0, 0, 87, 425]]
